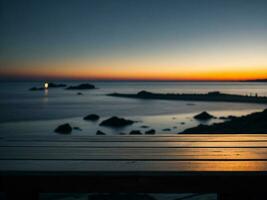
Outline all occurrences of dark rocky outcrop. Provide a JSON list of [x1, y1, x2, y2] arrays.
[[54, 123, 72, 134], [181, 108, 267, 134], [130, 130, 142, 135], [100, 116, 135, 127], [145, 129, 156, 134], [194, 111, 215, 120], [83, 114, 100, 121], [137, 90, 153, 97], [77, 92, 83, 95], [162, 128, 171, 131], [29, 87, 44, 91], [73, 127, 82, 131], [140, 125, 149, 128], [66, 83, 96, 90], [96, 130, 106, 135], [29, 82, 66, 91], [219, 115, 238, 120]]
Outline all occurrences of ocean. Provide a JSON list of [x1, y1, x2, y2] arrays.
[[0, 81, 266, 137]]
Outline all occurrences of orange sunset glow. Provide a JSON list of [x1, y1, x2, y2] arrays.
[[1, 56, 267, 81], [1, 66, 267, 81], [1, 0, 267, 81]]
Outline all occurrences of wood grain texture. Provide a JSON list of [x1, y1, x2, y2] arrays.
[[1, 147, 267, 160], [1, 135, 267, 173]]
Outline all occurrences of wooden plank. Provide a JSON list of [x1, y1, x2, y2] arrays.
[[4, 134, 267, 141], [5, 136, 267, 142], [1, 147, 267, 160], [2, 141, 267, 147], [1, 160, 267, 173]]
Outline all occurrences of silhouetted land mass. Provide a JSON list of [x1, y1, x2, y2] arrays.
[[130, 130, 143, 135], [29, 82, 66, 91], [83, 114, 100, 121], [181, 109, 267, 134], [54, 123, 72, 134], [100, 116, 135, 127], [194, 111, 215, 120], [96, 130, 106, 135], [66, 83, 96, 90], [108, 90, 267, 104], [145, 129, 156, 134], [29, 87, 44, 91], [243, 79, 267, 82]]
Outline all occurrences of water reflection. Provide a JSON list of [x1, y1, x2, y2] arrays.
[[43, 89, 49, 103]]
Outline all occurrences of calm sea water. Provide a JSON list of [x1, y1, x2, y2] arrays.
[[0, 81, 266, 137]]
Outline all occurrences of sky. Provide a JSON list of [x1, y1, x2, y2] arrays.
[[0, 0, 267, 81]]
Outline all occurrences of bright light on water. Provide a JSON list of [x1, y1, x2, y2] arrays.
[[44, 82, 49, 89]]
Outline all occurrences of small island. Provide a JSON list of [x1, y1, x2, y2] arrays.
[[29, 82, 66, 91], [108, 90, 267, 104]]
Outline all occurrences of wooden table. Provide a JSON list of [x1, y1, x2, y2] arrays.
[[1, 134, 267, 200]]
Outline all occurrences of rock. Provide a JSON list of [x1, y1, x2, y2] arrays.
[[145, 129, 156, 134], [96, 130, 106, 135], [140, 125, 149, 128], [73, 127, 82, 131], [84, 114, 100, 121], [228, 115, 238, 120], [181, 122, 185, 125], [194, 111, 215, 120], [100, 116, 135, 127], [66, 83, 96, 90], [54, 123, 72, 134], [129, 130, 142, 135], [220, 115, 238, 120], [77, 92, 83, 95], [162, 128, 171, 131], [29, 87, 44, 91], [137, 90, 153, 97], [173, 126, 177, 129]]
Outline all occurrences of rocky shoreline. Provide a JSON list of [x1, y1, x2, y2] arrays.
[[53, 109, 267, 135], [181, 109, 267, 134], [108, 90, 267, 104]]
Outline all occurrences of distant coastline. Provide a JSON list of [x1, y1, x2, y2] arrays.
[[242, 79, 267, 82], [108, 91, 267, 104]]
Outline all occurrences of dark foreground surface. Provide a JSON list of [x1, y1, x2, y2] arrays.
[[1, 134, 267, 199]]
